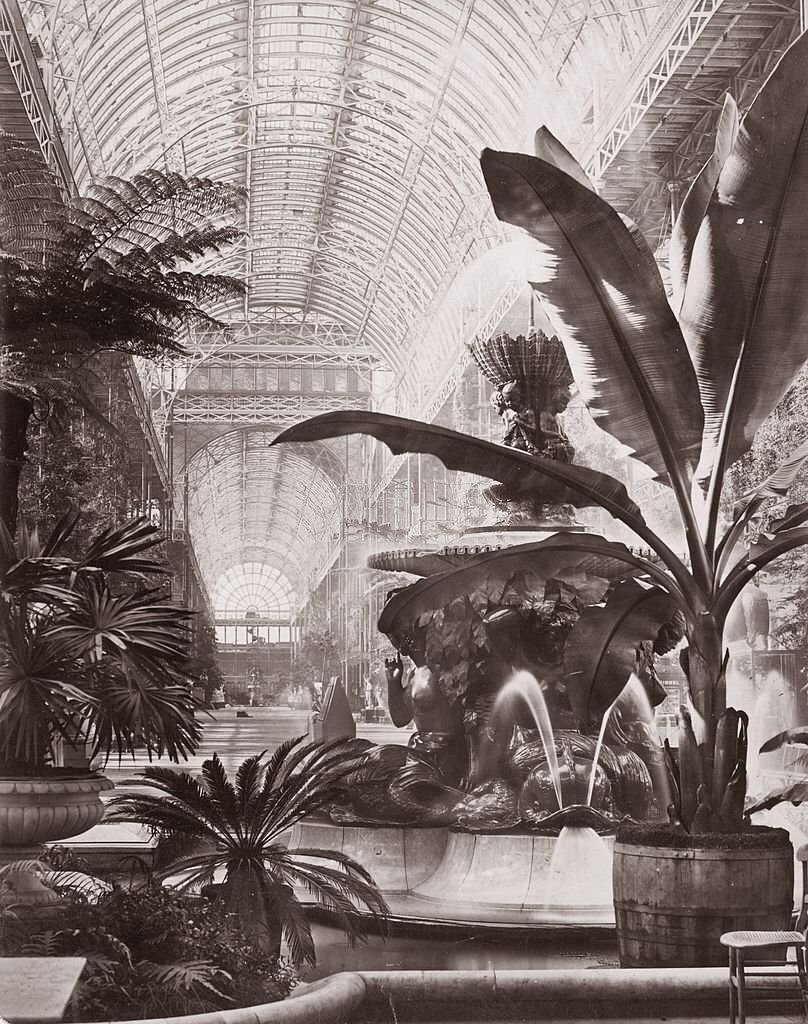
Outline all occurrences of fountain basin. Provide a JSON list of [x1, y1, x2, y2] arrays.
[[288, 819, 616, 927], [287, 819, 449, 893]]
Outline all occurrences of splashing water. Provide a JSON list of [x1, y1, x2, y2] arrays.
[[585, 683, 627, 807], [545, 826, 613, 909], [611, 672, 673, 813], [491, 671, 562, 809]]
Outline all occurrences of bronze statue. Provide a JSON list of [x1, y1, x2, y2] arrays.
[[494, 380, 540, 452], [384, 649, 466, 786], [492, 378, 574, 464], [469, 330, 576, 523]]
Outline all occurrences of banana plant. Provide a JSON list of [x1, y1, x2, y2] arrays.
[[274, 32, 808, 833]]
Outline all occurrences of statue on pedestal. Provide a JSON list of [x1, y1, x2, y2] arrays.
[[468, 329, 576, 524]]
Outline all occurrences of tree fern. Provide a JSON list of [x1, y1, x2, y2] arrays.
[[0, 133, 245, 533]]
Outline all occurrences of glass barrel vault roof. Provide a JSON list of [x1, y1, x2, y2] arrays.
[[19, 0, 661, 616]]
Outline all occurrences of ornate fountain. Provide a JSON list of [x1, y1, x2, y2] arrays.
[[282, 326, 678, 926]]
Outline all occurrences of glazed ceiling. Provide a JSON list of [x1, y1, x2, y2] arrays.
[[20, 0, 663, 618]]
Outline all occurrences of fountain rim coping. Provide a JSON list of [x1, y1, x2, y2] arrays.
[[63, 966, 786, 1024], [294, 814, 620, 837]]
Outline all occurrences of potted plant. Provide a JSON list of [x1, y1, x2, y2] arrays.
[[107, 741, 389, 965], [0, 513, 200, 857], [270, 31, 808, 965]]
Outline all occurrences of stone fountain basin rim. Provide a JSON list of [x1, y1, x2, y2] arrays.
[[62, 966, 775, 1024], [308, 815, 619, 837]]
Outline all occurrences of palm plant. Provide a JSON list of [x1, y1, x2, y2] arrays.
[[272, 32, 808, 834], [106, 740, 390, 965], [0, 513, 200, 771], [0, 133, 245, 532]]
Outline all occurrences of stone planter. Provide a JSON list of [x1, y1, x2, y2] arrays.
[[0, 773, 114, 854], [613, 825, 793, 966]]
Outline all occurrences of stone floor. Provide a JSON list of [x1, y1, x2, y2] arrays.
[[99, 706, 410, 786]]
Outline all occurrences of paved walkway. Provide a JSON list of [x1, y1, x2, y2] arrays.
[[100, 707, 412, 785]]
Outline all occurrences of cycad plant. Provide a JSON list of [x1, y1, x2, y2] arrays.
[[0, 513, 200, 772], [107, 741, 390, 965], [273, 32, 808, 833], [0, 133, 245, 532]]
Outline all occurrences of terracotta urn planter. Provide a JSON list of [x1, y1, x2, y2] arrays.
[[0, 772, 114, 854], [613, 824, 793, 966]]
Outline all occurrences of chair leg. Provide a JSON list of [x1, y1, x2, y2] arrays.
[[796, 942, 808, 1021], [737, 949, 746, 1024], [728, 948, 737, 1024]]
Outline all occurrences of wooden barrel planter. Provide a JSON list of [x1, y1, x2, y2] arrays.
[[613, 824, 793, 967]]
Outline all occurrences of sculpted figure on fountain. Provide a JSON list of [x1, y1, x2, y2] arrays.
[[383, 645, 466, 787], [471, 328, 577, 525]]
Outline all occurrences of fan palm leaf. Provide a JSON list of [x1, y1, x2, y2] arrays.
[[0, 616, 89, 763], [0, 513, 198, 767], [78, 517, 168, 575], [46, 586, 192, 674], [84, 671, 201, 763]]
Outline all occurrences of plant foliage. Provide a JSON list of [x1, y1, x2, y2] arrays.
[[0, 513, 201, 768], [0, 133, 245, 532], [273, 32, 808, 832], [107, 740, 390, 965], [0, 881, 296, 1021]]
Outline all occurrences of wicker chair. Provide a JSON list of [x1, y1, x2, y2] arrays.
[[720, 843, 808, 1024]]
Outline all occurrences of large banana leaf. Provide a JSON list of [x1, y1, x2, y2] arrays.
[[479, 147, 704, 490], [670, 94, 739, 316], [769, 503, 808, 533], [533, 127, 594, 190], [377, 535, 666, 638], [272, 411, 645, 530], [716, 525, 808, 620], [741, 436, 808, 502], [563, 580, 680, 722], [678, 31, 808, 493], [716, 437, 808, 575]]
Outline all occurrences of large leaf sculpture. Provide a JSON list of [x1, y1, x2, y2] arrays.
[[563, 580, 678, 722], [377, 535, 664, 640], [677, 32, 808, 524]]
